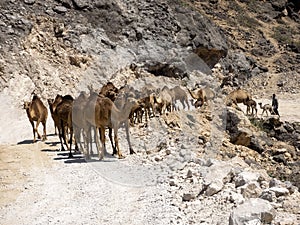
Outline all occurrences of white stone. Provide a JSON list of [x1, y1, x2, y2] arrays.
[[268, 187, 290, 197], [229, 199, 275, 225], [235, 171, 260, 188]]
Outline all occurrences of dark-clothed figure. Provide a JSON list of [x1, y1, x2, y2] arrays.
[[272, 94, 279, 116]]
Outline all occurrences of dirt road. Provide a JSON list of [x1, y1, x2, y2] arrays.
[[0, 93, 299, 224]]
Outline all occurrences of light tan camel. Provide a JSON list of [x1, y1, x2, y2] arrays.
[[72, 91, 90, 156], [226, 88, 251, 106], [244, 99, 257, 116], [258, 102, 274, 117], [24, 94, 48, 142], [170, 86, 190, 110], [155, 86, 173, 115], [84, 93, 136, 160], [188, 87, 215, 108]]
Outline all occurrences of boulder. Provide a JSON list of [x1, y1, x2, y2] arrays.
[[229, 198, 275, 225], [234, 171, 261, 188], [226, 108, 266, 153], [239, 182, 262, 198]]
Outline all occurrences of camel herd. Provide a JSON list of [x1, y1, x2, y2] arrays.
[[23, 84, 278, 160]]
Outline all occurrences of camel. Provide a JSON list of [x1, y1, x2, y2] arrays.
[[48, 98, 58, 135], [244, 99, 257, 116], [131, 94, 157, 124], [129, 100, 145, 124], [226, 88, 251, 107], [258, 102, 274, 117], [170, 86, 190, 110], [84, 93, 136, 160], [47, 95, 64, 135], [99, 81, 119, 101], [155, 86, 173, 115], [72, 91, 90, 156], [188, 87, 215, 107], [55, 95, 78, 157], [23, 94, 48, 142]]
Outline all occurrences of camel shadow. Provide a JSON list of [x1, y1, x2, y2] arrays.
[[53, 151, 83, 161], [64, 158, 86, 164], [45, 141, 60, 147], [17, 140, 34, 145], [41, 149, 60, 152]]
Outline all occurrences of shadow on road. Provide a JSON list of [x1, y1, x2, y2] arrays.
[[17, 140, 33, 145]]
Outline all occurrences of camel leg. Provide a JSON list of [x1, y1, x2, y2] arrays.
[[144, 109, 148, 124], [88, 126, 94, 156], [84, 126, 92, 159], [113, 128, 124, 159], [30, 120, 36, 143], [35, 119, 42, 140], [58, 127, 65, 151], [109, 128, 117, 156], [180, 99, 185, 110], [186, 98, 190, 110], [125, 120, 135, 154], [68, 126, 74, 158], [42, 121, 47, 141], [74, 126, 83, 152], [98, 126, 105, 160], [162, 104, 166, 115]]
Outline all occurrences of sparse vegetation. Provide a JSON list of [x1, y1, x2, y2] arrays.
[[272, 26, 294, 45], [237, 14, 260, 29]]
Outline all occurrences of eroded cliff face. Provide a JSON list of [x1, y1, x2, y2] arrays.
[[0, 0, 228, 102]]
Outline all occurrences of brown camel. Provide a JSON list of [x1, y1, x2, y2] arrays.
[[188, 87, 215, 107], [48, 95, 63, 135], [48, 98, 58, 135], [99, 81, 119, 101], [226, 88, 251, 106], [129, 100, 145, 124], [84, 93, 136, 160], [23, 94, 48, 142], [244, 99, 257, 116], [55, 95, 78, 157], [130, 94, 157, 124]]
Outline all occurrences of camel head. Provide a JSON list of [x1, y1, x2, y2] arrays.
[[23, 101, 31, 109]]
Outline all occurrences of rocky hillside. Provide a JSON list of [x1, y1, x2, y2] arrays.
[[0, 0, 228, 101]]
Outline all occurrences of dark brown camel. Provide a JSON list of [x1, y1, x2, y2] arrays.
[[23, 94, 48, 142], [55, 95, 78, 157], [99, 81, 119, 101], [47, 95, 64, 135]]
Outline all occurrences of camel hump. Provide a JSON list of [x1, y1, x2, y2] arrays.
[[32, 94, 39, 101]]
